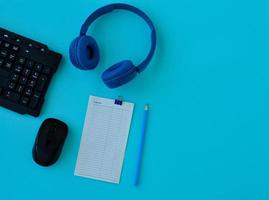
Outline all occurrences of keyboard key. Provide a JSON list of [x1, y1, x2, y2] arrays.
[[17, 57, 25, 65], [36, 75, 47, 91], [4, 90, 20, 102], [16, 85, 24, 93], [24, 87, 32, 96], [31, 71, 39, 79], [27, 79, 36, 87], [4, 62, 12, 70], [15, 38, 21, 43], [0, 50, 7, 58], [20, 96, 29, 106], [8, 81, 16, 90], [22, 68, 31, 77], [12, 45, 19, 52], [34, 63, 43, 72], [3, 42, 11, 49], [14, 65, 23, 73], [29, 92, 41, 109], [10, 73, 19, 82], [8, 53, 16, 61], [33, 91, 41, 98], [26, 60, 35, 68], [19, 76, 27, 85]]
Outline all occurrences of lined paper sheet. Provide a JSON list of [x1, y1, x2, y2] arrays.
[[75, 96, 134, 184]]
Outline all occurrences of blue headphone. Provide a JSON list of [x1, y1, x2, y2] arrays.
[[69, 3, 157, 88]]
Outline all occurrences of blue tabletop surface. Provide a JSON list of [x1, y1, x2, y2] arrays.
[[1, 0, 269, 199]]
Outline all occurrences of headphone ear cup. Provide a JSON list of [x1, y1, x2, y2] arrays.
[[102, 60, 137, 88], [69, 36, 100, 70], [69, 37, 81, 68]]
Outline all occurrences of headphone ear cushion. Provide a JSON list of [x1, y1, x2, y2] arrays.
[[69, 37, 81, 68], [102, 60, 137, 88], [69, 36, 100, 70]]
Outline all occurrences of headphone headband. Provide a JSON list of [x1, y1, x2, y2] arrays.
[[80, 3, 156, 72]]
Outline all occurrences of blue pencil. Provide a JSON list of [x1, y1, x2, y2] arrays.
[[134, 104, 149, 186]]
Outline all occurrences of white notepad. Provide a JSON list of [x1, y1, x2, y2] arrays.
[[75, 95, 134, 184]]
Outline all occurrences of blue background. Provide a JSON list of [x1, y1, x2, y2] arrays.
[[1, 0, 269, 199]]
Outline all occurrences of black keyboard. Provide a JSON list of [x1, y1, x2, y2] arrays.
[[0, 27, 62, 117]]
